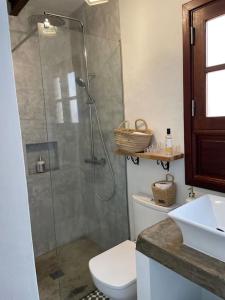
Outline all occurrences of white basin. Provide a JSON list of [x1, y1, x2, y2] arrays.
[[169, 194, 225, 262]]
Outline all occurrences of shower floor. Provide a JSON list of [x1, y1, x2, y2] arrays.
[[36, 238, 102, 300]]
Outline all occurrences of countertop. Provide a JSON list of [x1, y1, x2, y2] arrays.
[[136, 218, 225, 299]]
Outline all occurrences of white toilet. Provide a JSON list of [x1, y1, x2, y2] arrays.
[[89, 194, 177, 300]]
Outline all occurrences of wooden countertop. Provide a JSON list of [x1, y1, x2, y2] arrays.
[[136, 218, 225, 299]]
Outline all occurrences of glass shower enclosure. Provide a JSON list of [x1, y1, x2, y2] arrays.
[[10, 1, 129, 299]]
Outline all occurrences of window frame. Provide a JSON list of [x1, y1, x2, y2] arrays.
[[183, 0, 225, 192]]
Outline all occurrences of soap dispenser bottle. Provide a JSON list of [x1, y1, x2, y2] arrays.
[[36, 156, 46, 173], [165, 128, 173, 155]]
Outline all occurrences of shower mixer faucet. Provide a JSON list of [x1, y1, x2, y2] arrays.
[[84, 157, 106, 166]]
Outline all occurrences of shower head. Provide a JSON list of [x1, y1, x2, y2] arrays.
[[76, 77, 87, 88], [28, 14, 65, 27], [76, 77, 95, 104]]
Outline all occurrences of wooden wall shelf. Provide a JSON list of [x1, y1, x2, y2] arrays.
[[115, 149, 184, 171]]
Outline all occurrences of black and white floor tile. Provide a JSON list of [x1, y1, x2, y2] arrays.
[[81, 289, 109, 300]]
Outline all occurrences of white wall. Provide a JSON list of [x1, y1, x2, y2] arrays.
[[0, 0, 39, 299], [136, 252, 221, 300], [119, 0, 225, 239]]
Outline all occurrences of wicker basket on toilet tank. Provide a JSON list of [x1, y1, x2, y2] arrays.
[[152, 174, 176, 207], [114, 119, 153, 153]]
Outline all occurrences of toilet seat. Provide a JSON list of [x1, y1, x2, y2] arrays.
[[89, 240, 136, 290]]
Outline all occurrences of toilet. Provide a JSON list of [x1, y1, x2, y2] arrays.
[[89, 194, 177, 300]]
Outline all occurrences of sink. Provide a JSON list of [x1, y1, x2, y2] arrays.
[[169, 194, 225, 262]]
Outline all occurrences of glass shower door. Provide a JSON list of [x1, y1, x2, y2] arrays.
[[37, 20, 101, 300], [11, 0, 129, 299], [36, 12, 129, 299]]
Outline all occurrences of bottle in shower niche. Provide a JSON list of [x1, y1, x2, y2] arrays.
[[36, 156, 46, 173], [165, 128, 173, 155]]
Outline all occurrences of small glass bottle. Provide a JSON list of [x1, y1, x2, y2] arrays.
[[186, 186, 196, 203], [36, 156, 46, 173], [165, 128, 173, 155]]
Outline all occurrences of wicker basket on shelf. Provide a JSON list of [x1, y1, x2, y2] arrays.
[[152, 174, 176, 207], [114, 119, 153, 153]]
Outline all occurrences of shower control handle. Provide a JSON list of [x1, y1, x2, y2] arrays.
[[84, 157, 106, 166]]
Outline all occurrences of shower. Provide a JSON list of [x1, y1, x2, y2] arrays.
[[14, 11, 116, 202], [76, 75, 116, 199], [28, 14, 66, 27], [75, 77, 95, 104], [11, 2, 129, 298], [43, 12, 116, 202], [12, 14, 65, 53], [75, 77, 87, 88], [75, 74, 116, 200]]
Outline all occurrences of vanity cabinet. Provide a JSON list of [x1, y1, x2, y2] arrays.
[[136, 219, 225, 300], [136, 253, 221, 300]]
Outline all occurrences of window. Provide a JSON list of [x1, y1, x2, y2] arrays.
[[53, 71, 79, 124], [183, 0, 225, 192], [69, 99, 79, 124]]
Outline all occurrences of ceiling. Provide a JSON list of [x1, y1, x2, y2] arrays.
[[9, 0, 84, 16], [28, 0, 84, 15]]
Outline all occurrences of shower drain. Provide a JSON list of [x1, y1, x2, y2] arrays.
[[49, 269, 65, 280]]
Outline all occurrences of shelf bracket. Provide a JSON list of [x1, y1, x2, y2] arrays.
[[157, 160, 170, 171], [127, 156, 140, 166]]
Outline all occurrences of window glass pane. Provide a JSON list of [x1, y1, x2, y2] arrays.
[[53, 77, 62, 100], [67, 72, 77, 97], [56, 102, 64, 123], [207, 70, 225, 117], [207, 15, 225, 67], [70, 99, 79, 123]]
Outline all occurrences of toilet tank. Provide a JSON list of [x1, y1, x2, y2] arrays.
[[132, 194, 178, 239]]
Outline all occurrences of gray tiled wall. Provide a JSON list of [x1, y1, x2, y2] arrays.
[[10, 0, 129, 256], [74, 0, 129, 250]]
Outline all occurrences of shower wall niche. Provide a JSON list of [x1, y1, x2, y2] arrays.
[[10, 0, 129, 258], [26, 142, 59, 174]]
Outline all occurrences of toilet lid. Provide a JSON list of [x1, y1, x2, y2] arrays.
[[89, 240, 136, 290]]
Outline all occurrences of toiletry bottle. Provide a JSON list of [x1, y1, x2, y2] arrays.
[[165, 128, 173, 155], [36, 156, 46, 173], [186, 186, 196, 203]]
